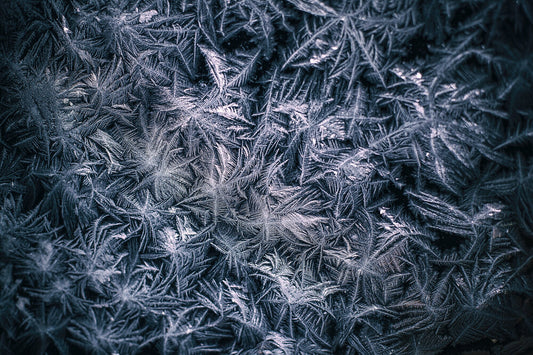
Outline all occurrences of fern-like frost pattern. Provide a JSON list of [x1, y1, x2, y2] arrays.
[[0, 0, 532, 354]]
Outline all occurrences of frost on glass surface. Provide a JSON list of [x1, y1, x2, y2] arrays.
[[0, 0, 532, 354]]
